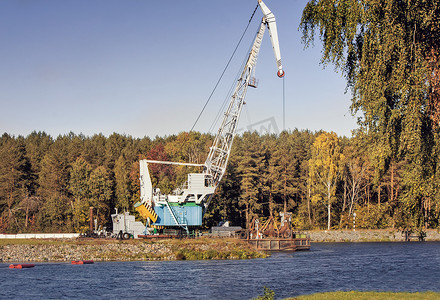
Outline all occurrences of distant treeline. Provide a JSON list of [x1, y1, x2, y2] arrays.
[[0, 130, 438, 233]]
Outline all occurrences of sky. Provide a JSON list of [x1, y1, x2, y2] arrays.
[[0, 0, 359, 139]]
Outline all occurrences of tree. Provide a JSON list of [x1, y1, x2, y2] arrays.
[[114, 154, 132, 211], [24, 131, 52, 196], [83, 134, 107, 168], [262, 132, 299, 219], [343, 136, 371, 216], [300, 0, 440, 225], [260, 135, 280, 218], [309, 132, 344, 230], [16, 196, 41, 230], [105, 133, 129, 170], [37, 136, 72, 231], [287, 129, 315, 227], [235, 133, 265, 227], [0, 134, 29, 232], [69, 157, 92, 231], [165, 132, 212, 164], [146, 143, 175, 194]]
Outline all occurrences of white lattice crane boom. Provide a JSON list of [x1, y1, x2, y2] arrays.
[[136, 0, 284, 231]]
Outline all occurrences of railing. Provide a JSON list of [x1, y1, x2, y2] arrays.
[[247, 238, 311, 251]]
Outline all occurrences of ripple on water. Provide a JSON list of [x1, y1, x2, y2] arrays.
[[1, 242, 440, 299]]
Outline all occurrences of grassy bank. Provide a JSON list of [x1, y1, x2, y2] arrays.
[[0, 237, 266, 262], [165, 237, 266, 260], [289, 291, 440, 299]]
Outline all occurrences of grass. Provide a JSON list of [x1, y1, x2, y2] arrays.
[[253, 288, 440, 300], [289, 291, 440, 300], [164, 237, 267, 260]]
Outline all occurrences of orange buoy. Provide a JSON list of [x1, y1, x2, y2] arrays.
[[71, 260, 94, 265], [9, 264, 35, 269]]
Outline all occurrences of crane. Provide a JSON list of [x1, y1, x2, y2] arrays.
[[134, 0, 284, 235]]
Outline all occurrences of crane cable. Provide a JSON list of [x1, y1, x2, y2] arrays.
[[209, 29, 258, 134], [283, 75, 285, 132], [189, 5, 259, 132]]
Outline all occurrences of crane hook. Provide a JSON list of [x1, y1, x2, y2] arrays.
[[277, 69, 285, 78]]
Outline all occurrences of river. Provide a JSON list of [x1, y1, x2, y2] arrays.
[[1, 242, 440, 299]]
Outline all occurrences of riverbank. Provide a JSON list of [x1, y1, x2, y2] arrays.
[[0, 237, 266, 263], [289, 291, 440, 300], [307, 229, 440, 242]]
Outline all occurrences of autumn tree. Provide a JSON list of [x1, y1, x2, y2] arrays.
[[342, 136, 371, 217], [69, 157, 92, 232], [146, 142, 175, 194], [309, 132, 344, 230]]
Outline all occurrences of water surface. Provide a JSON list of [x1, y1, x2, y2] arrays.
[[1, 242, 439, 299]]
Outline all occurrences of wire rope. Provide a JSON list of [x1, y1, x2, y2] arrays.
[[208, 27, 259, 134], [189, 5, 259, 133], [283, 75, 285, 132]]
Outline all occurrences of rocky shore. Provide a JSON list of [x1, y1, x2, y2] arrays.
[[307, 229, 440, 242], [2, 229, 439, 263], [0, 238, 265, 263], [1, 242, 172, 263]]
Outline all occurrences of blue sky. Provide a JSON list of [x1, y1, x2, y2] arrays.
[[0, 0, 358, 139]]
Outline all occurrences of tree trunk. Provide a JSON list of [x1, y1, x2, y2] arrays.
[[340, 179, 347, 227], [327, 183, 331, 230], [342, 179, 347, 212], [283, 175, 287, 215], [269, 191, 273, 218], [378, 184, 381, 207], [367, 184, 370, 207], [25, 202, 29, 229], [307, 186, 312, 226], [390, 162, 394, 203], [245, 201, 249, 229], [349, 181, 356, 215]]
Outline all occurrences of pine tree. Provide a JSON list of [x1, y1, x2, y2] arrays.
[[0, 134, 29, 232], [37, 136, 72, 231], [236, 132, 265, 227]]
